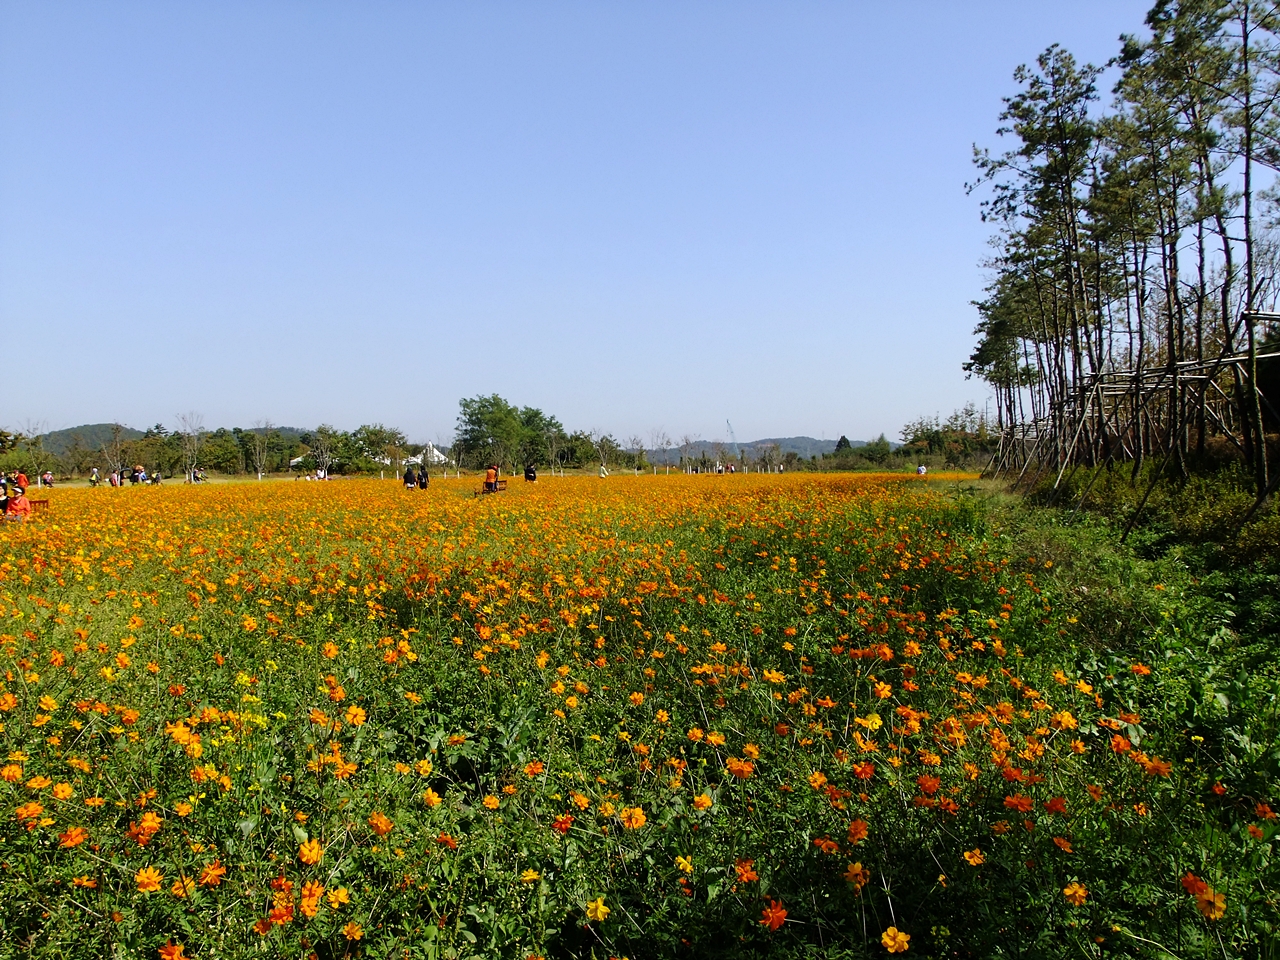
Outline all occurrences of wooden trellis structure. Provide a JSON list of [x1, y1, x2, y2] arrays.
[[988, 346, 1280, 490]]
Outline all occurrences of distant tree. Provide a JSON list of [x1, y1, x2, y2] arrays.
[[627, 435, 647, 473], [101, 423, 128, 477], [649, 428, 672, 473], [175, 412, 205, 482], [455, 395, 524, 471], [679, 434, 699, 473], [863, 434, 891, 464], [250, 420, 273, 480], [311, 424, 339, 476], [352, 424, 409, 472], [834, 435, 852, 453], [201, 428, 244, 474]]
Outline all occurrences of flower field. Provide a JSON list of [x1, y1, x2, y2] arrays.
[[0, 474, 1274, 959]]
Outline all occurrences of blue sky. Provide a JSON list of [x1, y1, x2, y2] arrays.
[[0, 1, 1151, 444]]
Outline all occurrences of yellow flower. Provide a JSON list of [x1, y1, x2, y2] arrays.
[[693, 793, 713, 811], [586, 897, 610, 922], [963, 848, 984, 866], [1063, 882, 1088, 906], [482, 795, 500, 810], [520, 869, 540, 883], [327, 886, 351, 909], [342, 922, 363, 940], [675, 855, 693, 874]]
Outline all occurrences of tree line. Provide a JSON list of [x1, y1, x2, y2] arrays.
[[2, 393, 992, 482], [967, 0, 1280, 496]]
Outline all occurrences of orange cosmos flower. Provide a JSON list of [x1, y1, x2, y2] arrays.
[[59, 826, 88, 847], [726, 757, 754, 779], [199, 860, 227, 886], [760, 900, 787, 931], [619, 806, 646, 829], [735, 858, 758, 882], [343, 922, 363, 940], [1062, 882, 1088, 906], [693, 793, 713, 811], [881, 926, 910, 953], [135, 866, 163, 893], [1195, 887, 1226, 919], [844, 861, 870, 891], [963, 848, 984, 866], [158, 942, 187, 960], [299, 838, 323, 865], [369, 812, 394, 835], [847, 819, 869, 844]]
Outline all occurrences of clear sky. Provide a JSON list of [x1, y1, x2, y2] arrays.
[[0, 1, 1152, 445]]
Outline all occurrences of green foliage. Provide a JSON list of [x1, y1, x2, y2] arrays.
[[455, 395, 568, 471]]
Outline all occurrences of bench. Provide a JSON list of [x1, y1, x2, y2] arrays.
[[31, 499, 49, 515], [475, 479, 509, 497]]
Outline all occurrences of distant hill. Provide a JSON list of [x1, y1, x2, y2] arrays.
[[743, 436, 842, 458], [646, 436, 844, 461], [39, 423, 143, 456], [38, 423, 309, 456]]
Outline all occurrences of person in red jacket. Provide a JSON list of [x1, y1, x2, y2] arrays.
[[5, 488, 33, 521]]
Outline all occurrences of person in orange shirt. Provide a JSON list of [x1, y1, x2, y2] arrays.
[[5, 487, 33, 521], [14, 471, 29, 490], [484, 465, 498, 493]]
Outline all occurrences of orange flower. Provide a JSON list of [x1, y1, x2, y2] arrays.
[[523, 761, 545, 777], [844, 861, 870, 891], [343, 922, 363, 940], [158, 941, 187, 960], [552, 814, 574, 834], [963, 848, 984, 866], [369, 811, 394, 835], [299, 838, 323, 865], [135, 866, 164, 893], [59, 826, 89, 848], [735, 858, 758, 883], [199, 860, 227, 886], [881, 926, 910, 953], [1062, 882, 1088, 906], [619, 806, 646, 829], [760, 900, 787, 931], [847, 819, 869, 845], [1003, 794, 1033, 814], [1195, 887, 1226, 919], [692, 793, 713, 810], [726, 757, 755, 779]]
